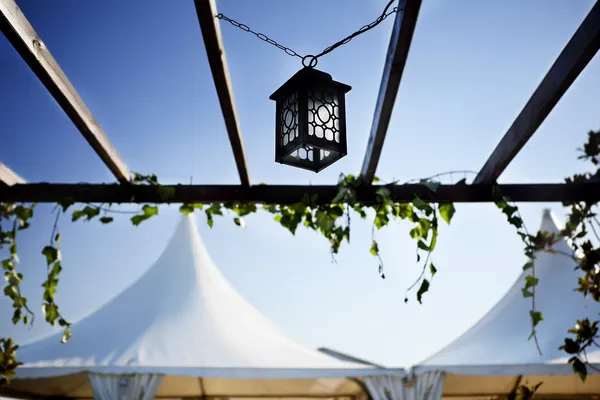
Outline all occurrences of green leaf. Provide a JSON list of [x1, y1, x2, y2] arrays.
[[429, 228, 438, 252], [12, 309, 21, 325], [374, 213, 389, 230], [412, 197, 429, 211], [409, 226, 422, 239], [83, 206, 100, 220], [417, 240, 429, 251], [420, 180, 440, 193], [99, 216, 114, 224], [206, 204, 223, 216], [233, 217, 246, 228], [416, 279, 430, 304], [522, 261, 533, 271], [571, 357, 587, 381], [375, 187, 391, 199], [42, 303, 59, 324], [180, 203, 203, 215], [561, 338, 581, 354], [2, 259, 14, 271], [61, 326, 72, 344], [429, 263, 437, 277], [232, 203, 257, 217], [530, 310, 543, 327], [332, 188, 347, 203], [142, 205, 158, 217], [370, 241, 379, 256], [71, 210, 86, 222], [521, 288, 534, 298], [4, 285, 18, 298], [58, 198, 75, 212], [439, 203, 456, 225], [131, 205, 159, 226], [524, 275, 539, 289], [41, 246, 59, 265], [395, 204, 413, 219]]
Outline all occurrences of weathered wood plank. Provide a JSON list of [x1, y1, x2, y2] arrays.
[[194, 0, 251, 187], [0, 161, 25, 186], [0, 0, 131, 183], [360, 0, 422, 185], [474, 1, 600, 184], [1, 183, 598, 204]]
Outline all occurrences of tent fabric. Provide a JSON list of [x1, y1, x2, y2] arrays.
[[412, 210, 600, 397], [3, 214, 404, 398]]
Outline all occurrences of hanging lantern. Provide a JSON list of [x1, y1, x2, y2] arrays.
[[270, 68, 352, 172]]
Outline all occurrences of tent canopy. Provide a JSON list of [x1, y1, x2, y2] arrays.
[[3, 215, 403, 399], [414, 210, 600, 397]]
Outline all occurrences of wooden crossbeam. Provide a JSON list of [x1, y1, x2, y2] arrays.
[[0, 0, 132, 183], [1, 183, 598, 204], [474, 1, 600, 184], [360, 0, 422, 185], [0, 161, 25, 186], [194, 0, 251, 187]]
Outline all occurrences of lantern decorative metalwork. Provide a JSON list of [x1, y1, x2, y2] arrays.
[[270, 68, 352, 172]]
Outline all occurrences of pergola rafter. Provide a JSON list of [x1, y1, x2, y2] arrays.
[[0, 1, 598, 205], [474, 1, 600, 184], [0, 0, 132, 183], [360, 0, 422, 185], [1, 182, 598, 205], [0, 161, 25, 186], [194, 0, 251, 187]]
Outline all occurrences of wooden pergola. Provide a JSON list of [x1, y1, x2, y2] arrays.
[[1, 0, 599, 205]]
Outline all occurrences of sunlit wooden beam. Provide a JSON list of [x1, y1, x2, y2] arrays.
[[1, 183, 598, 204], [474, 1, 600, 184], [360, 0, 422, 185], [194, 0, 251, 187], [0, 161, 25, 186], [0, 0, 132, 183]]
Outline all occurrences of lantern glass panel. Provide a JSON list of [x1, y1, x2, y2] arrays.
[[280, 91, 299, 148]]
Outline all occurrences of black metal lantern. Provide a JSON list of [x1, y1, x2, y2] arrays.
[[270, 68, 352, 172]]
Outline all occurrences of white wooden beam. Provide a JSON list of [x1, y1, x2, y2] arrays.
[[0, 0, 132, 183], [194, 0, 251, 187], [474, 1, 600, 184], [0, 162, 25, 186], [360, 0, 422, 185]]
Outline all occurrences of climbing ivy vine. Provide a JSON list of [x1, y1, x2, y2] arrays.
[[0, 130, 598, 390], [493, 129, 600, 382]]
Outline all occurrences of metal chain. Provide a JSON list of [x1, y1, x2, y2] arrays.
[[216, 0, 400, 68]]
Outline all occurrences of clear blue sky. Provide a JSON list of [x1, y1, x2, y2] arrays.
[[1, 0, 599, 368]]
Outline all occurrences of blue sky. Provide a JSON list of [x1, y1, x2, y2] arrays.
[[1, 0, 599, 368]]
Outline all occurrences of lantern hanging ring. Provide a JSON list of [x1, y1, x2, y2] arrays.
[[302, 55, 318, 68]]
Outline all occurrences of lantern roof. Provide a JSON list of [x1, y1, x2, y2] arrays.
[[269, 68, 352, 100]]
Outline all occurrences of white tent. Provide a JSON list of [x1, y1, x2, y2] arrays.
[[412, 210, 600, 398], [1, 215, 405, 399]]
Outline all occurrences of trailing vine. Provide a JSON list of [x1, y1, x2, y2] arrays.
[[0, 131, 598, 392], [493, 129, 600, 383]]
